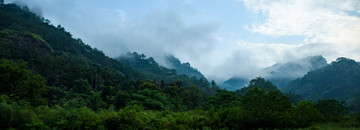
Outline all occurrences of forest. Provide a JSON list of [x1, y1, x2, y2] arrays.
[[0, 3, 360, 129]]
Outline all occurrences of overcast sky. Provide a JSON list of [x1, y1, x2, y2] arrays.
[[6, 0, 360, 82]]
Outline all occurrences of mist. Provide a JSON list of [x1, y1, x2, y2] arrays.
[[6, 0, 360, 83]]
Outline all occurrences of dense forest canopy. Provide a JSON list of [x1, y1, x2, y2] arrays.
[[0, 3, 359, 129]]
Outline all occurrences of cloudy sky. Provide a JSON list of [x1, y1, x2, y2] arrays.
[[6, 0, 360, 81]]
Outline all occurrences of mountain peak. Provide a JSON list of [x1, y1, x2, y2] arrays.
[[165, 55, 205, 79]]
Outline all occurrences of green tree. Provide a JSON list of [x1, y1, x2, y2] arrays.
[[236, 77, 278, 95], [241, 87, 293, 128], [204, 89, 240, 109], [0, 102, 12, 129], [316, 99, 347, 121], [292, 101, 322, 127], [0, 59, 47, 105], [71, 79, 91, 94]]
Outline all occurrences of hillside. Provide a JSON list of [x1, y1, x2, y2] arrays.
[[0, 3, 359, 129], [0, 3, 219, 107], [165, 55, 206, 79], [222, 55, 328, 91], [116, 52, 217, 95], [285, 57, 360, 112], [265, 55, 328, 89], [0, 3, 216, 92], [221, 77, 248, 91]]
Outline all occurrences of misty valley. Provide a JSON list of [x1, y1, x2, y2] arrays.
[[1, 2, 360, 130]]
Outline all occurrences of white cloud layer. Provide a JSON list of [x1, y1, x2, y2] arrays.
[[203, 0, 360, 80], [242, 0, 360, 56], [5, 0, 360, 82]]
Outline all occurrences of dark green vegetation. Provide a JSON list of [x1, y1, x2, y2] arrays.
[[285, 57, 360, 112], [0, 3, 359, 129], [165, 55, 206, 79]]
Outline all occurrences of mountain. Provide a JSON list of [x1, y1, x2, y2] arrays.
[[235, 77, 279, 95], [0, 3, 218, 105], [0, 4, 145, 90], [165, 55, 205, 79], [221, 77, 249, 91], [221, 55, 328, 91], [1, 3, 358, 129], [116, 52, 211, 87], [284, 57, 360, 112], [0, 4, 216, 92], [265, 55, 328, 89]]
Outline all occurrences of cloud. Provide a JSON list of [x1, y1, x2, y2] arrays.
[[202, 40, 337, 81], [242, 0, 360, 47], [6, 0, 360, 83]]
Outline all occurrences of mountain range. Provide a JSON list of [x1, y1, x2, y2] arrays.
[[221, 55, 328, 91], [284, 57, 360, 112], [1, 2, 359, 113]]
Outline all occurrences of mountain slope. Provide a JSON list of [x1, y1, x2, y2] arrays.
[[116, 52, 217, 94], [221, 77, 248, 91], [0, 3, 221, 111], [0, 4, 217, 94], [165, 55, 205, 79], [284, 57, 360, 112], [265, 55, 328, 89], [221, 55, 328, 91], [0, 4, 146, 90]]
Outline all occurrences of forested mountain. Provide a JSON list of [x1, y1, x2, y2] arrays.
[[235, 77, 279, 95], [266, 55, 328, 89], [0, 3, 359, 129], [116, 52, 217, 96], [222, 55, 328, 91], [0, 3, 218, 111], [284, 57, 360, 112], [165, 55, 205, 79], [221, 77, 248, 91]]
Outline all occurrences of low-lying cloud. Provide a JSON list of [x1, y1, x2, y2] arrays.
[[6, 0, 360, 83]]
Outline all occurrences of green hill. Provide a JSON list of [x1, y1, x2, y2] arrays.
[[285, 57, 360, 112], [0, 3, 358, 129], [165, 55, 206, 79]]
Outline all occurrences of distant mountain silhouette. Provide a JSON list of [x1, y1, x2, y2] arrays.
[[284, 57, 360, 112]]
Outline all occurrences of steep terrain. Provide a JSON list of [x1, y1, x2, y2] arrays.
[[165, 55, 205, 79], [265, 55, 328, 89], [0, 3, 358, 129], [284, 57, 360, 112], [222, 55, 328, 91]]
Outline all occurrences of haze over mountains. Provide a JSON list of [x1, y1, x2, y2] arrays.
[[5, 0, 360, 84], [284, 57, 360, 112], [221, 55, 328, 90], [1, 2, 360, 129]]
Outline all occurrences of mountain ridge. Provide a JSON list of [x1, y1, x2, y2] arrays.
[[221, 55, 328, 91], [284, 57, 360, 112]]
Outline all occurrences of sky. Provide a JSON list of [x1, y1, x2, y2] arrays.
[[6, 0, 360, 82]]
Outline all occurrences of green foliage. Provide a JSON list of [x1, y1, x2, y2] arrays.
[[236, 77, 278, 95], [292, 101, 323, 127], [0, 102, 12, 129], [241, 87, 293, 128], [204, 89, 240, 109], [0, 3, 358, 129], [316, 99, 348, 121], [0, 59, 47, 105], [285, 57, 360, 112], [166, 55, 206, 79]]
